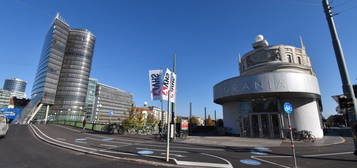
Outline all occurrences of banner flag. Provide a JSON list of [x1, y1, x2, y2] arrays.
[[161, 68, 172, 101], [149, 69, 163, 100], [169, 72, 176, 103]]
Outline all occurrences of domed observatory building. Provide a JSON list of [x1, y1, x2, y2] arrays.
[[213, 35, 324, 138]]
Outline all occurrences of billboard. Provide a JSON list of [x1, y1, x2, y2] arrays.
[[149, 69, 163, 101]]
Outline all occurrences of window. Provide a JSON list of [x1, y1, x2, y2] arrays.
[[298, 57, 302, 64], [287, 54, 292, 63]]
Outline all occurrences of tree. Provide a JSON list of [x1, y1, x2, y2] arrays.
[[176, 116, 182, 123], [206, 115, 215, 126], [190, 116, 200, 126], [146, 113, 157, 125]]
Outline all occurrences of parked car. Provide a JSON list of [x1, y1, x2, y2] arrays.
[[0, 114, 9, 138]]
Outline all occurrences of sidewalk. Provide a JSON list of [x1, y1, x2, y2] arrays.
[[281, 135, 345, 147], [181, 135, 345, 147], [181, 136, 282, 147]]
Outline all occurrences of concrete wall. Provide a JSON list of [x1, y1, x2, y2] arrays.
[[292, 99, 323, 138], [222, 102, 240, 134]]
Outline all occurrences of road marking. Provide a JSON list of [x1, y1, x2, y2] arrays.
[[74, 141, 87, 144], [29, 125, 178, 167], [136, 143, 225, 151], [56, 138, 66, 141], [102, 138, 113, 141], [302, 151, 353, 157], [251, 156, 290, 168], [85, 137, 132, 145], [75, 138, 87, 141], [240, 159, 262, 166], [54, 125, 81, 133], [201, 153, 233, 168], [174, 160, 233, 168], [100, 144, 118, 148], [136, 147, 189, 153], [160, 153, 185, 157]]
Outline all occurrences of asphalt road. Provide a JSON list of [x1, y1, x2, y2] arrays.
[[0, 125, 160, 168], [1, 124, 356, 168]]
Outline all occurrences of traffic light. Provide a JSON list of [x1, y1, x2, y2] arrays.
[[339, 96, 354, 110], [338, 96, 348, 109]]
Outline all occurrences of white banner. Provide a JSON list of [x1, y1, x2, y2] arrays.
[[169, 72, 176, 102], [161, 68, 172, 101], [149, 70, 163, 101]]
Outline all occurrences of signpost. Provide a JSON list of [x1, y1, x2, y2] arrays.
[[283, 102, 297, 168]]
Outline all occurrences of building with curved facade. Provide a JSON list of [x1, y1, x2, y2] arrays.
[[213, 35, 324, 138], [52, 29, 96, 120], [3, 78, 27, 98], [19, 13, 96, 123]]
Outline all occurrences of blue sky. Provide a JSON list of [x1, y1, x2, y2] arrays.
[[1, 0, 356, 119]]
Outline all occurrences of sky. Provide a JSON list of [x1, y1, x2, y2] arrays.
[[0, 0, 357, 119]]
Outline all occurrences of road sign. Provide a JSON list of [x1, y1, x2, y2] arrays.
[[283, 102, 293, 114]]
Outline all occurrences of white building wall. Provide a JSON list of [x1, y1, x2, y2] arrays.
[[293, 99, 323, 138], [223, 102, 240, 134]]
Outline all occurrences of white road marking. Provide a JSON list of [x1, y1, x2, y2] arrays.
[[136, 143, 225, 151], [251, 155, 291, 168], [85, 137, 132, 145], [29, 125, 176, 167], [100, 144, 118, 148], [251, 151, 354, 168], [160, 153, 185, 157], [201, 153, 233, 168], [302, 151, 353, 157], [136, 147, 188, 153], [174, 160, 233, 168], [56, 138, 66, 141], [74, 141, 87, 144], [54, 125, 81, 133]]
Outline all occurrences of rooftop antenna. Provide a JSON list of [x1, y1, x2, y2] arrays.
[[299, 35, 306, 51]]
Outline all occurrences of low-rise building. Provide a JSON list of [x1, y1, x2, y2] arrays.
[[92, 83, 133, 123], [0, 89, 11, 108]]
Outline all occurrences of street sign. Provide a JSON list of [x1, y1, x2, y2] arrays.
[[283, 102, 293, 114]]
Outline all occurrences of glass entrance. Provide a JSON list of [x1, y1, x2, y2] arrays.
[[240, 113, 281, 138]]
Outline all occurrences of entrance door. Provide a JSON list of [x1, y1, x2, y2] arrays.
[[240, 113, 281, 138]]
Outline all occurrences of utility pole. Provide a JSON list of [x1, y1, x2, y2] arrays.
[[204, 107, 207, 126], [214, 110, 217, 126], [323, 0, 357, 155], [171, 54, 176, 139], [189, 102, 192, 122]]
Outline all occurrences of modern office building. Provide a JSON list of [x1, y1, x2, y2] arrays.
[[52, 29, 96, 120], [3, 78, 27, 99], [213, 35, 324, 138], [0, 89, 11, 108], [92, 83, 133, 123], [19, 13, 96, 123], [84, 78, 98, 121]]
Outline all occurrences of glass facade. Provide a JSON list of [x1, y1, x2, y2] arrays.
[[3, 78, 26, 93], [84, 78, 98, 121], [31, 17, 70, 105], [93, 83, 133, 123], [52, 29, 96, 120]]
